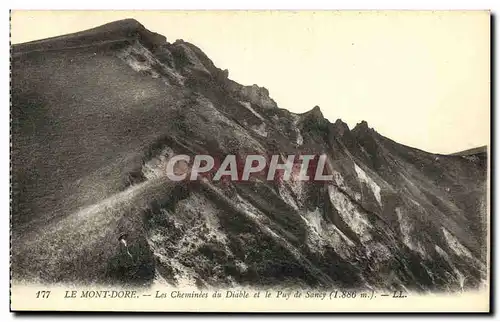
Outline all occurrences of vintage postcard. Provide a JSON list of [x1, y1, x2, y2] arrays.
[[10, 10, 490, 312]]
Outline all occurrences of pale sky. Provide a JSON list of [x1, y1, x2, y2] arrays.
[[11, 10, 490, 154]]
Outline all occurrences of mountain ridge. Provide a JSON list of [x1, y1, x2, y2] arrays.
[[11, 19, 488, 291], [12, 18, 486, 156]]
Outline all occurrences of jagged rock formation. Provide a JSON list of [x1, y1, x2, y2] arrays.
[[11, 19, 488, 291]]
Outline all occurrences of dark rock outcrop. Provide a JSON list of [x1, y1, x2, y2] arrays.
[[11, 19, 488, 291]]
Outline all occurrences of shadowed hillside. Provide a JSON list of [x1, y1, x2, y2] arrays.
[[11, 19, 488, 291]]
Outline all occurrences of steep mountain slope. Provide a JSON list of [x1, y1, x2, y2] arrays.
[[450, 145, 487, 156], [11, 19, 488, 291]]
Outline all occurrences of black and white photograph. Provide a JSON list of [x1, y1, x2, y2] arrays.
[[9, 10, 491, 312]]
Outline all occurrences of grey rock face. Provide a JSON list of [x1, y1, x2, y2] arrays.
[[11, 19, 487, 291]]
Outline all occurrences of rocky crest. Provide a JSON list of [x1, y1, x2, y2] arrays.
[[11, 19, 488, 291]]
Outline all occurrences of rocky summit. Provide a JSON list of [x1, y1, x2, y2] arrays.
[[11, 19, 488, 291]]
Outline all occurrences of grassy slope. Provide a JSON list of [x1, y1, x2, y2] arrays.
[[11, 42, 186, 229], [11, 20, 488, 288], [11, 36, 191, 284]]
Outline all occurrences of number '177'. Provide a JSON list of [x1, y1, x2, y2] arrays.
[[36, 291, 50, 299]]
